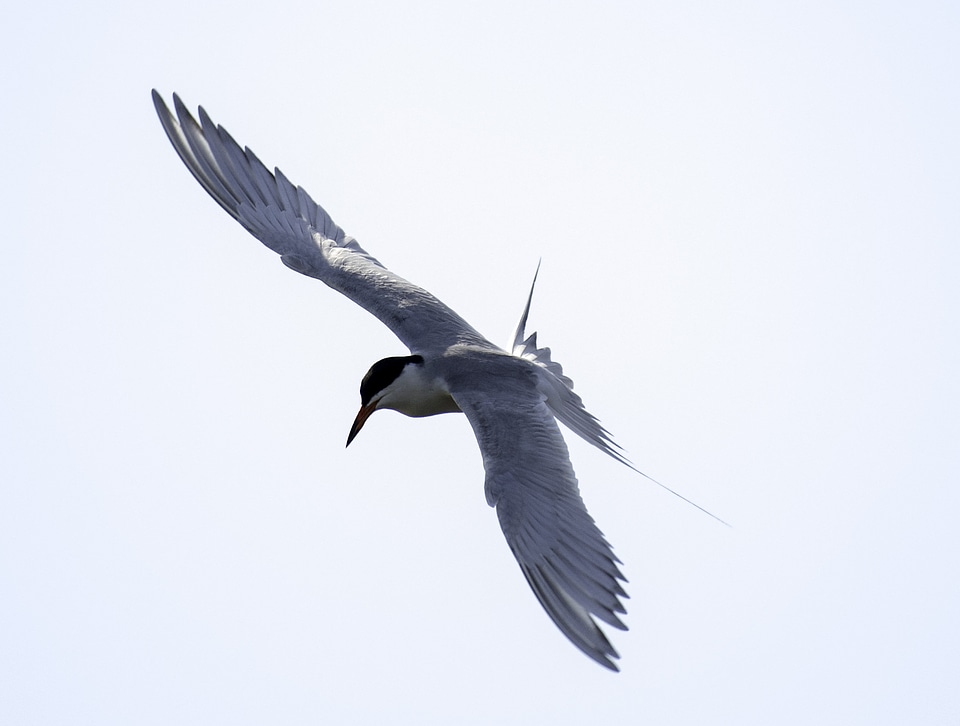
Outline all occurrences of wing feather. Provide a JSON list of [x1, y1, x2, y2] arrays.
[[452, 384, 628, 671], [152, 90, 488, 354]]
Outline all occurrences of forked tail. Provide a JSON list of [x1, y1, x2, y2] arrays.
[[511, 262, 730, 527]]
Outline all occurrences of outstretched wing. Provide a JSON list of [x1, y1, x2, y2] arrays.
[[152, 90, 489, 354], [451, 377, 628, 671]]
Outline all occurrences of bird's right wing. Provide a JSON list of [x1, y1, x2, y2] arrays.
[[451, 379, 628, 671], [152, 91, 488, 354]]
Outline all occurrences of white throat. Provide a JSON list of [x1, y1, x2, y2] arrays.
[[375, 364, 461, 418]]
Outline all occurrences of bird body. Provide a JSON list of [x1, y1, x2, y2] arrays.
[[153, 90, 634, 670]]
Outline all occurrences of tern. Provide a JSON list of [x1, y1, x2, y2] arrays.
[[152, 91, 720, 671]]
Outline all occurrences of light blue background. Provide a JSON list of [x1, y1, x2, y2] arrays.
[[2, 2, 957, 723]]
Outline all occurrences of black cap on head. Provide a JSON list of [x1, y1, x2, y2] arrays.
[[359, 355, 424, 405]]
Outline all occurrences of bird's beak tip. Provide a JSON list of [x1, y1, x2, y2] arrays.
[[346, 424, 360, 448], [346, 403, 374, 448]]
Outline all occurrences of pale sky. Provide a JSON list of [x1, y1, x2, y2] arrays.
[[2, 1, 958, 724]]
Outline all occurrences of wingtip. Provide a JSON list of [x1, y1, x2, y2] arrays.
[[151, 89, 170, 119], [519, 560, 625, 672]]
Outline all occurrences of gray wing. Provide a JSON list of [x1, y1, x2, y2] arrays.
[[152, 90, 488, 354], [451, 380, 628, 671]]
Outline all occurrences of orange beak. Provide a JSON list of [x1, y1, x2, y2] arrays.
[[346, 402, 376, 447]]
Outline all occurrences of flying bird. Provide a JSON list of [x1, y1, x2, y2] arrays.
[[152, 90, 717, 671]]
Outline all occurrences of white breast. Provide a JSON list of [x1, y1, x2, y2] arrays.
[[375, 363, 462, 418]]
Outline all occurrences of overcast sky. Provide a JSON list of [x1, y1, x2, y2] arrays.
[[2, 1, 958, 724]]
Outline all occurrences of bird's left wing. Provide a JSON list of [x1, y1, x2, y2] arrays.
[[152, 91, 488, 354], [450, 375, 628, 671]]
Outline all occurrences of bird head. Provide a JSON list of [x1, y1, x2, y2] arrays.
[[346, 355, 426, 446]]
